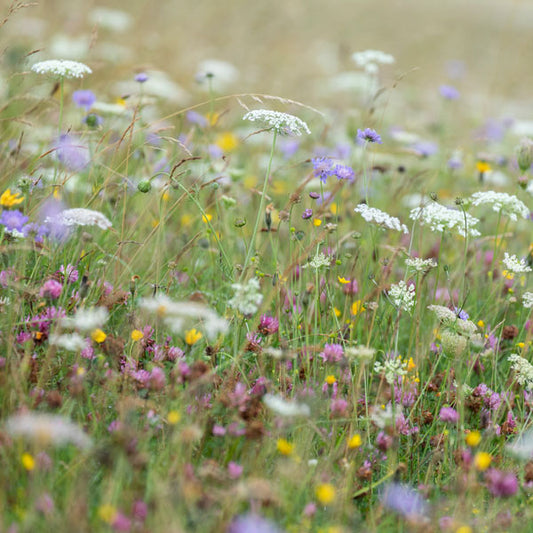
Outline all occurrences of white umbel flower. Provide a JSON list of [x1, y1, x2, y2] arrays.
[[470, 191, 529, 221], [49, 332, 87, 351], [228, 277, 263, 315], [409, 202, 481, 238], [51, 208, 112, 230], [508, 354, 533, 390], [6, 413, 92, 449], [405, 257, 437, 272], [31, 59, 92, 79], [243, 109, 311, 136], [302, 252, 331, 270], [354, 204, 409, 233], [352, 49, 395, 74], [61, 307, 109, 332], [263, 394, 310, 417], [502, 253, 532, 273], [374, 357, 407, 385], [523, 292, 533, 309], [388, 280, 415, 313]]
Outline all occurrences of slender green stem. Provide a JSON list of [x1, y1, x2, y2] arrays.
[[241, 130, 278, 279], [58, 77, 64, 135]]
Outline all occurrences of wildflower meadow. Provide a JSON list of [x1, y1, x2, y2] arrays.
[[1, 1, 533, 532]]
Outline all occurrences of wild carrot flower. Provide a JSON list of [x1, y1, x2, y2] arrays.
[[352, 50, 395, 74], [228, 277, 263, 315], [405, 257, 437, 272], [263, 394, 310, 417], [388, 281, 416, 312], [523, 292, 533, 308], [470, 191, 529, 221], [502, 253, 532, 273], [49, 208, 112, 230], [354, 203, 408, 233], [31, 59, 92, 79], [374, 356, 408, 384], [61, 307, 109, 331], [508, 354, 533, 390], [243, 109, 311, 136], [410, 202, 480, 238]]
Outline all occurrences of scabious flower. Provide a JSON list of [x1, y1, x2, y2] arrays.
[[333, 163, 355, 181], [228, 513, 281, 533], [243, 109, 310, 136], [388, 281, 416, 313], [409, 202, 481, 238], [502, 253, 532, 273], [54, 134, 90, 171], [31, 59, 92, 79], [354, 204, 409, 233], [410, 141, 439, 157], [508, 354, 533, 390], [470, 191, 529, 221], [380, 483, 427, 519], [263, 394, 310, 417], [312, 157, 334, 182], [302, 208, 313, 220], [0, 209, 29, 232], [5, 413, 92, 449], [228, 277, 263, 316], [357, 128, 383, 144], [439, 85, 460, 100], [134, 72, 148, 83], [72, 90, 96, 111]]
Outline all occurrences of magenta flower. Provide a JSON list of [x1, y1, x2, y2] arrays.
[[319, 343, 344, 363], [439, 406, 459, 424], [258, 314, 279, 335], [485, 469, 518, 497], [39, 279, 63, 299]]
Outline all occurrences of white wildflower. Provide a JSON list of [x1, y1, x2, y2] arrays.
[[409, 202, 481, 238], [374, 356, 407, 385], [405, 257, 437, 272], [523, 292, 533, 309], [89, 7, 133, 32], [263, 394, 310, 417], [302, 252, 331, 270], [61, 307, 109, 332], [527, 181, 533, 196], [49, 332, 87, 351], [48, 208, 112, 230], [369, 403, 395, 428], [31, 59, 92, 79], [470, 191, 529, 221], [502, 252, 532, 273], [228, 277, 263, 315], [243, 109, 311, 136], [507, 429, 533, 460], [352, 49, 395, 74], [508, 354, 533, 390], [5, 413, 92, 449], [388, 280, 415, 313], [345, 345, 376, 362], [139, 294, 228, 339], [354, 204, 409, 233]]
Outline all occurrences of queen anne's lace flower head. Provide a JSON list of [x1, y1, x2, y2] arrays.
[[243, 109, 311, 136], [409, 202, 480, 238], [388, 281, 415, 313], [49, 208, 112, 230], [508, 354, 533, 390], [352, 50, 395, 74], [523, 292, 533, 309], [354, 204, 408, 233], [228, 277, 264, 315], [263, 394, 310, 417], [405, 257, 437, 272], [502, 253, 532, 274], [470, 191, 529, 221], [31, 59, 92, 79]]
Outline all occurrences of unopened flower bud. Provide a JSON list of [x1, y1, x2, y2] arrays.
[[516, 138, 533, 173], [137, 180, 152, 193]]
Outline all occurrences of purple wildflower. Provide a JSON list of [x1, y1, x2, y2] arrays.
[[228, 461, 243, 479], [258, 314, 279, 335], [302, 208, 313, 220], [0, 209, 29, 232], [454, 307, 469, 320], [439, 406, 459, 424], [134, 72, 148, 83], [54, 134, 90, 171], [59, 264, 79, 283], [72, 89, 96, 111], [228, 513, 281, 533], [357, 128, 383, 145], [312, 157, 334, 182], [410, 141, 438, 157], [131, 500, 148, 522], [380, 483, 427, 518], [309, 192, 320, 200], [39, 279, 63, 299], [485, 469, 518, 497], [319, 343, 344, 363], [439, 85, 460, 100], [186, 110, 208, 127], [333, 163, 355, 181]]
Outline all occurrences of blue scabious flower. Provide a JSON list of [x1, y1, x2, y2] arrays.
[[0, 209, 29, 232], [135, 72, 148, 83], [357, 128, 383, 145], [454, 307, 469, 320], [333, 163, 355, 181], [439, 84, 460, 100], [72, 90, 96, 111], [380, 483, 427, 518], [312, 157, 334, 182], [54, 134, 90, 172]]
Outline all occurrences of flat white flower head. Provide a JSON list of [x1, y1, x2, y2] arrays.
[[354, 204, 409, 233], [409, 202, 481, 238], [388, 280, 415, 313], [243, 109, 310, 136], [405, 257, 437, 272], [502, 252, 532, 273], [263, 394, 310, 417], [352, 50, 395, 74], [470, 191, 529, 221], [228, 277, 263, 315], [31, 59, 92, 79], [50, 208, 112, 230], [523, 292, 533, 309]]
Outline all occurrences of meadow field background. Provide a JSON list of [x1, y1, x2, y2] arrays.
[[1, 0, 533, 531]]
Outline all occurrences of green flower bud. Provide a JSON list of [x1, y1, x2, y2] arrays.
[[137, 180, 152, 193], [516, 138, 533, 173]]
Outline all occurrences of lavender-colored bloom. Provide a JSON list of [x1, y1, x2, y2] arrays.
[[309, 192, 320, 200], [227, 461, 243, 479], [312, 157, 334, 182], [54, 134, 90, 171], [439, 406, 459, 424], [228, 513, 281, 533], [454, 307, 469, 320], [447, 157, 463, 170], [186, 110, 208, 128], [0, 209, 29, 232], [333, 163, 355, 181], [72, 90, 96, 111], [39, 279, 63, 299], [135, 72, 148, 83], [357, 128, 383, 144], [258, 314, 279, 335], [38, 198, 70, 242], [410, 141, 438, 157], [132, 500, 148, 522], [208, 144, 223, 159], [439, 85, 460, 100], [380, 483, 427, 518], [279, 139, 300, 159], [22, 222, 49, 242], [319, 343, 344, 363], [485, 469, 518, 497], [302, 208, 313, 220]]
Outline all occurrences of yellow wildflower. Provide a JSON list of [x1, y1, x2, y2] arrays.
[[315, 483, 336, 505], [351, 300, 365, 315], [337, 276, 350, 284], [185, 329, 202, 345], [277, 438, 294, 456], [98, 504, 117, 523], [476, 161, 491, 173], [202, 213, 213, 223], [348, 434, 362, 448], [325, 375, 336, 385], [131, 329, 144, 341], [91, 329, 107, 343], [21, 453, 35, 471], [474, 452, 491, 471], [167, 410, 181, 425], [215, 132, 239, 152], [0, 189, 24, 207], [313, 219, 322, 227], [466, 430, 481, 447]]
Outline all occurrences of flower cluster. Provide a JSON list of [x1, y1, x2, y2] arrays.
[[263, 394, 310, 417], [523, 292, 533, 309], [409, 202, 481, 238], [31, 59, 92, 79], [228, 277, 264, 316], [356, 128, 383, 144], [387, 280, 416, 312], [470, 191, 529, 221], [374, 356, 408, 385], [502, 253, 532, 274], [243, 109, 311, 136], [48, 208, 112, 230], [405, 257, 437, 272], [354, 204, 409, 233], [352, 50, 395, 74], [508, 354, 533, 390]]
